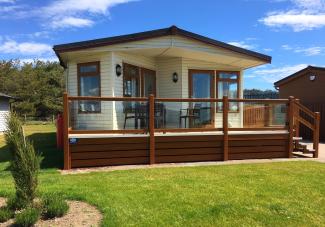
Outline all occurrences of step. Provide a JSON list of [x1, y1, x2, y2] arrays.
[[303, 149, 315, 154], [293, 137, 303, 141], [294, 148, 315, 154]]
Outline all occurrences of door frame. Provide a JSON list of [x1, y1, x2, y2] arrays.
[[141, 68, 156, 97], [188, 69, 215, 127], [123, 62, 156, 97]]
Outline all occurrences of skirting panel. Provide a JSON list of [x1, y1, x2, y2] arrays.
[[155, 135, 224, 163], [69, 133, 289, 168], [229, 134, 289, 160], [70, 137, 149, 168]]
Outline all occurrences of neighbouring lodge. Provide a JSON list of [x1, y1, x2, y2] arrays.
[[54, 26, 320, 169], [0, 93, 14, 132], [274, 66, 325, 141]]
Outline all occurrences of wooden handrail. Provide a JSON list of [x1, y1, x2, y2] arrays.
[[292, 99, 320, 158], [295, 116, 315, 131], [294, 100, 316, 118], [68, 95, 289, 104], [68, 96, 148, 101], [229, 98, 288, 103]]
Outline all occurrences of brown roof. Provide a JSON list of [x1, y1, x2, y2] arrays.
[[53, 25, 271, 68], [0, 92, 15, 99], [274, 66, 325, 87]]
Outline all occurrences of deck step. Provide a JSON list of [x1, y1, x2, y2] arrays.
[[293, 137, 303, 141], [303, 149, 315, 154]]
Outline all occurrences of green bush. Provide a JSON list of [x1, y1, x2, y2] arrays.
[[42, 194, 69, 219], [0, 207, 14, 223], [5, 113, 42, 207], [14, 207, 40, 227], [6, 196, 28, 211]]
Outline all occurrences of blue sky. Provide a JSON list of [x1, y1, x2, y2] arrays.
[[0, 0, 325, 90]]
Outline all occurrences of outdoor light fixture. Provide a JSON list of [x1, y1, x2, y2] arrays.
[[172, 72, 178, 83], [116, 64, 122, 77], [309, 74, 316, 81]]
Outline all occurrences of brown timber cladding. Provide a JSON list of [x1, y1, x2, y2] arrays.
[[69, 133, 289, 168]]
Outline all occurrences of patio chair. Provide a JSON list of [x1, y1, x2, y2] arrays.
[[154, 103, 166, 128], [135, 103, 148, 129], [123, 102, 136, 129], [179, 103, 201, 128]]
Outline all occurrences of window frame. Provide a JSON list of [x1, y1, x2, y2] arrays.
[[77, 61, 101, 114], [216, 71, 240, 113], [122, 62, 156, 97], [188, 69, 216, 127], [141, 68, 156, 97]]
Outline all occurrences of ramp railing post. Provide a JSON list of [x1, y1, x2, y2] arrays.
[[288, 96, 295, 158], [313, 112, 320, 158], [63, 92, 71, 170]]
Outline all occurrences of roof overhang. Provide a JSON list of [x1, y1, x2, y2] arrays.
[[0, 93, 16, 100], [53, 26, 272, 69]]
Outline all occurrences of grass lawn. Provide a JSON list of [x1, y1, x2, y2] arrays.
[[0, 125, 325, 226]]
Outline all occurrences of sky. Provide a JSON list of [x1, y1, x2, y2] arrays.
[[0, 0, 325, 90]]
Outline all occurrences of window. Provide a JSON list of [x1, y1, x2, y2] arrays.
[[216, 72, 239, 112], [78, 62, 101, 113], [123, 63, 156, 97], [141, 68, 156, 97], [123, 63, 140, 97]]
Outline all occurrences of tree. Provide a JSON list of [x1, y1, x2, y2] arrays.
[[0, 60, 64, 119], [5, 113, 42, 208]]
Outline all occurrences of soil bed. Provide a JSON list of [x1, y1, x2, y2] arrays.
[[0, 197, 102, 227]]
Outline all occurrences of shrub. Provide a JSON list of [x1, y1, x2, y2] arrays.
[[14, 207, 40, 227], [42, 194, 69, 219], [6, 196, 28, 211], [4, 113, 42, 207], [0, 207, 14, 223]]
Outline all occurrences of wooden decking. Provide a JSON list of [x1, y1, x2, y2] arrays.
[[62, 93, 320, 169]]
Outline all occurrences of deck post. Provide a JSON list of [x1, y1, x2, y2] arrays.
[[63, 92, 71, 170], [288, 96, 295, 158], [223, 96, 229, 161], [313, 112, 320, 158], [149, 94, 155, 164]]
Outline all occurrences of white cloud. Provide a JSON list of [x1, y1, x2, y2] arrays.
[[19, 57, 59, 64], [260, 0, 325, 31], [43, 0, 133, 16], [294, 46, 325, 55], [282, 44, 293, 50], [292, 0, 325, 10], [260, 11, 325, 31], [228, 41, 256, 50], [263, 48, 273, 52], [0, 0, 15, 3], [282, 44, 325, 55], [2, 0, 136, 29], [248, 64, 308, 83], [51, 17, 94, 29], [0, 40, 52, 55]]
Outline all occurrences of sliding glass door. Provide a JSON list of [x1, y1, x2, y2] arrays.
[[141, 68, 156, 97], [189, 70, 215, 127], [123, 63, 156, 97], [123, 63, 140, 97]]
